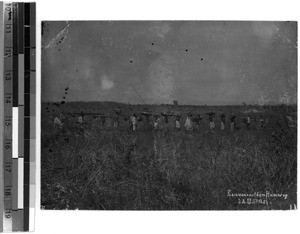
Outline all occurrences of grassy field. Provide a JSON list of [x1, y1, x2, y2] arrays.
[[41, 102, 297, 210]]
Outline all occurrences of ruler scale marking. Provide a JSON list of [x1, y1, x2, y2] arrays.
[[29, 4, 35, 231], [23, 3, 30, 231], [0, 2, 4, 232], [11, 4, 19, 232]]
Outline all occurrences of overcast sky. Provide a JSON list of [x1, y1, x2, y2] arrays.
[[41, 21, 297, 105]]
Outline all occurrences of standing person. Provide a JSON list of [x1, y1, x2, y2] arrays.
[[184, 113, 193, 131], [246, 115, 251, 130], [114, 107, 121, 128], [106, 116, 112, 127], [114, 114, 119, 128], [130, 113, 137, 131], [207, 112, 216, 130], [230, 115, 237, 131], [175, 114, 181, 130], [141, 111, 151, 123], [161, 112, 171, 131], [259, 115, 264, 128], [220, 113, 226, 131], [153, 115, 160, 130], [101, 116, 106, 127], [194, 114, 202, 126], [78, 111, 84, 124], [54, 116, 63, 129], [192, 114, 202, 131], [161, 112, 169, 124]]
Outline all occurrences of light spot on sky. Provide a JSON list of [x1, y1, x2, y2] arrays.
[[101, 75, 114, 91]]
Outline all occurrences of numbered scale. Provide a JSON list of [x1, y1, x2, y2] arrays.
[[0, 2, 35, 232]]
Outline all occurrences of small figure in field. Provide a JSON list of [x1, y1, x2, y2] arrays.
[[259, 115, 264, 128], [78, 111, 84, 124], [153, 115, 160, 130], [106, 117, 112, 127], [114, 115, 119, 128], [230, 115, 237, 131], [161, 112, 170, 124], [194, 114, 202, 127], [246, 115, 251, 130], [137, 114, 144, 122], [101, 116, 106, 127], [206, 112, 216, 130], [53, 112, 65, 129], [184, 113, 193, 131], [174, 114, 181, 130], [220, 113, 226, 131], [114, 107, 121, 128], [54, 116, 63, 129], [141, 111, 152, 130], [130, 113, 137, 131], [141, 111, 152, 122], [265, 118, 269, 126]]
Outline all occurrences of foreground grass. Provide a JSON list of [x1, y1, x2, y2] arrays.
[[41, 115, 297, 210]]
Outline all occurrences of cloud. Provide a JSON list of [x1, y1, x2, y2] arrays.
[[149, 22, 171, 39], [101, 75, 114, 90], [252, 22, 277, 47]]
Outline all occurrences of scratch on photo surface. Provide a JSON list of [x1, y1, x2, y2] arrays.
[[43, 22, 71, 50]]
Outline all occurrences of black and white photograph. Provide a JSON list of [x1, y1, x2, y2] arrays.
[[41, 21, 297, 210]]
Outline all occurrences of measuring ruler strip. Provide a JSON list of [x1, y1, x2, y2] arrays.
[[2, 2, 13, 232], [0, 2, 4, 232], [1, 2, 35, 231]]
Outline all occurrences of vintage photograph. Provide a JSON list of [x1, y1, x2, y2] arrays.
[[41, 21, 297, 210]]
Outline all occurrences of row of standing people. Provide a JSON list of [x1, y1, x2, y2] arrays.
[[128, 112, 265, 131], [53, 110, 266, 132]]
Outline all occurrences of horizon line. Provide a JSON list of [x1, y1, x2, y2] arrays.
[[41, 100, 297, 106]]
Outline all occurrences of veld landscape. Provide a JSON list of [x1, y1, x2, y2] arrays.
[[41, 102, 297, 210], [41, 21, 297, 210]]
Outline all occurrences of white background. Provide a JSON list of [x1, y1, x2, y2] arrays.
[[33, 0, 300, 233]]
